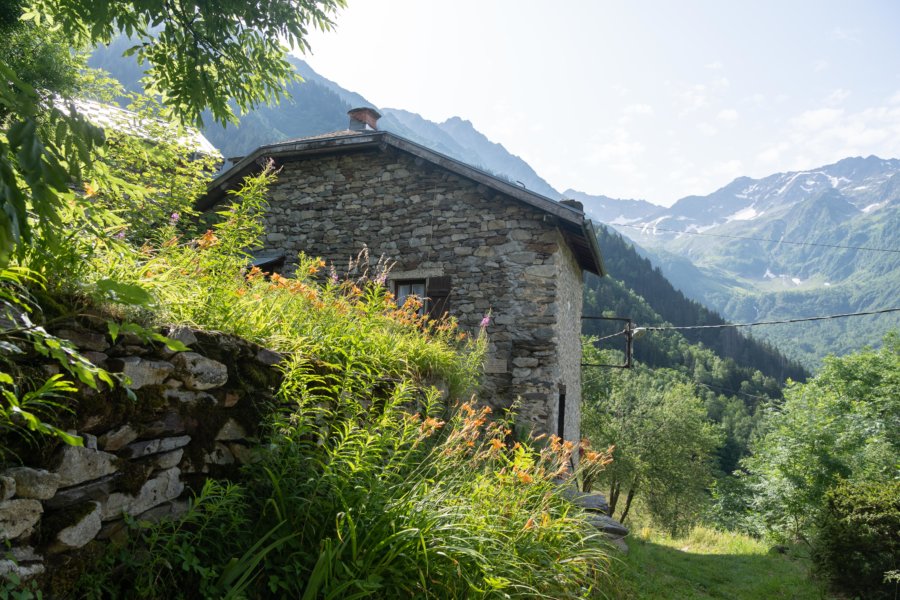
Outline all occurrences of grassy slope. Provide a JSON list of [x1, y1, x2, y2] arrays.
[[611, 525, 831, 600]]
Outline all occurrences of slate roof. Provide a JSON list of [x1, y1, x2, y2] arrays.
[[70, 99, 221, 157], [198, 130, 605, 276]]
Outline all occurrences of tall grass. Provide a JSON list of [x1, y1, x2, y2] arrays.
[[64, 164, 480, 396], [246, 363, 613, 598], [61, 166, 614, 598]]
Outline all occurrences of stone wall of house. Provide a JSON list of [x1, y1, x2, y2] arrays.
[[0, 320, 283, 587], [555, 233, 584, 445], [258, 146, 585, 437]]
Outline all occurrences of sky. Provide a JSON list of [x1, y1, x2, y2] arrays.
[[302, 1, 900, 206]]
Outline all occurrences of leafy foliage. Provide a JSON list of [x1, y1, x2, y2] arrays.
[[85, 382, 614, 598], [84, 95, 221, 243], [744, 334, 900, 542], [26, 0, 346, 127], [813, 479, 900, 599], [0, 266, 122, 459], [582, 343, 723, 534]]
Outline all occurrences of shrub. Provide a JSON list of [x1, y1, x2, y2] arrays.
[[813, 479, 900, 599]]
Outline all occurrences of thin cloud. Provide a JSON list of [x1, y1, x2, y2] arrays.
[[717, 109, 739, 122], [832, 26, 862, 44], [824, 89, 851, 105], [623, 104, 654, 116]]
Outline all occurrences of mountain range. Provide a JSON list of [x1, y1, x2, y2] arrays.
[[88, 44, 899, 369], [579, 157, 900, 368]]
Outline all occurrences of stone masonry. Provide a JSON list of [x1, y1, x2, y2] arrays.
[[0, 320, 283, 587], [251, 143, 591, 439]]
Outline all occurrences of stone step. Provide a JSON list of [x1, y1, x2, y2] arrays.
[[585, 513, 629, 538]]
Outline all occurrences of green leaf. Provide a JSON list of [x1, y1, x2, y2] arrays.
[[150, 332, 189, 352], [107, 320, 120, 342], [95, 279, 153, 306]]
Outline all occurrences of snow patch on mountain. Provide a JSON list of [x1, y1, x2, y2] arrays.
[[862, 201, 887, 213], [726, 206, 762, 221]]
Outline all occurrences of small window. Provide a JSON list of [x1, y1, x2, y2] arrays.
[[395, 280, 427, 315]]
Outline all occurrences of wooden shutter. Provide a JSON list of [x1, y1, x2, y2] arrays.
[[426, 276, 451, 320]]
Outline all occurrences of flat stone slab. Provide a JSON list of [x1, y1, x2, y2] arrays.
[[5, 467, 61, 500], [121, 435, 191, 459], [54, 446, 118, 488], [44, 474, 118, 510], [0, 499, 42, 540], [55, 502, 102, 550], [102, 467, 184, 521], [585, 513, 629, 538]]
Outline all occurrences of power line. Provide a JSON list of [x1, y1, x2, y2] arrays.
[[585, 307, 900, 345], [614, 223, 900, 254], [635, 307, 900, 332]]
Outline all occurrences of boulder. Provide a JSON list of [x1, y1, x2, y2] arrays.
[[149, 449, 184, 471], [164, 326, 198, 348], [0, 475, 14, 500], [585, 513, 629, 538], [570, 491, 610, 514], [163, 388, 217, 406], [0, 546, 44, 580], [215, 419, 247, 441], [254, 348, 283, 366], [55, 328, 109, 352], [204, 443, 235, 467], [98, 424, 139, 452]]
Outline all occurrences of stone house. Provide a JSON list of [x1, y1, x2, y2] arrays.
[[199, 108, 605, 442]]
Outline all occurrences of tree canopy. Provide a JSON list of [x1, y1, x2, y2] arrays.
[[0, 0, 344, 267], [25, 0, 345, 126], [744, 333, 900, 541]]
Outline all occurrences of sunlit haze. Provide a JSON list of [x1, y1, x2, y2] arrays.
[[302, 0, 900, 206]]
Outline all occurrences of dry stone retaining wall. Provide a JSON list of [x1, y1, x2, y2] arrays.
[[0, 320, 283, 584]]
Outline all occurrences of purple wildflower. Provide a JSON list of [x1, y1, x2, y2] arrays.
[[170, 212, 181, 224], [115, 231, 126, 239], [480, 314, 491, 328]]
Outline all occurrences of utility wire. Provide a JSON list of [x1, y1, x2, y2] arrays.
[[614, 222, 900, 254], [634, 307, 900, 332], [588, 327, 630, 342], [585, 307, 900, 343]]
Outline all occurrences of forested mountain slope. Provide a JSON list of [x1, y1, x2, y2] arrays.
[[585, 225, 808, 474], [587, 225, 808, 385]]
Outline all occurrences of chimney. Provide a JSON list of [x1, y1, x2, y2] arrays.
[[348, 107, 382, 131], [560, 199, 584, 212]]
